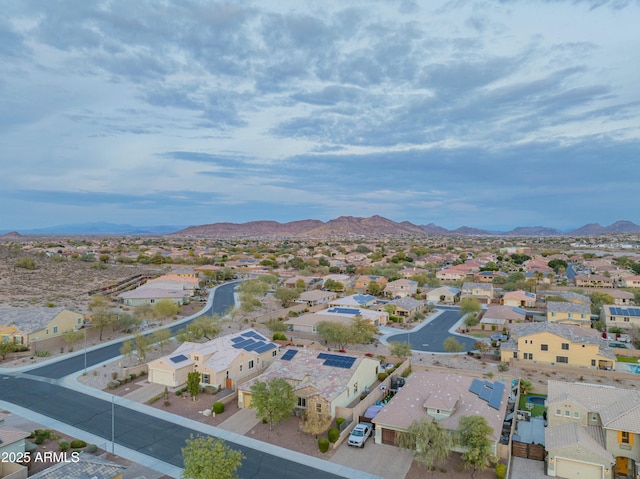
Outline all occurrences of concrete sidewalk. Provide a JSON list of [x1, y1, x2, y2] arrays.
[[218, 407, 260, 435], [123, 381, 165, 403]]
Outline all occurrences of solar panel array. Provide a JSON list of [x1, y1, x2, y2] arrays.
[[170, 354, 188, 363], [610, 307, 640, 316], [317, 352, 356, 369], [469, 378, 504, 410], [280, 349, 298, 361], [327, 307, 361, 315], [230, 330, 277, 354]]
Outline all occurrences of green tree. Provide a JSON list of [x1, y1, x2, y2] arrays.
[[367, 280, 382, 296], [350, 316, 378, 344], [389, 341, 412, 358], [152, 328, 172, 352], [120, 339, 134, 365], [590, 291, 615, 315], [547, 259, 568, 273], [250, 378, 296, 431], [274, 287, 301, 307], [460, 297, 482, 316], [443, 337, 464, 352], [458, 416, 495, 478], [396, 417, 452, 469], [324, 279, 344, 292], [187, 371, 201, 401], [176, 316, 222, 343], [182, 435, 244, 479], [133, 332, 151, 362], [265, 318, 288, 334], [316, 321, 353, 350], [154, 299, 180, 324], [117, 313, 141, 333], [91, 310, 115, 341], [0, 342, 16, 360], [63, 329, 85, 351]]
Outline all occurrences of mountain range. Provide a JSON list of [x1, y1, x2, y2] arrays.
[[2, 217, 640, 238]]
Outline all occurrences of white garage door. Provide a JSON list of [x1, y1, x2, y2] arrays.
[[150, 369, 174, 387], [556, 458, 602, 479]]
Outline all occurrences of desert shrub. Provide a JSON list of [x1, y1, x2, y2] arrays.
[[164, 401, 171, 407], [272, 332, 287, 341], [203, 385, 218, 395], [318, 437, 330, 453], [181, 387, 188, 393], [70, 439, 87, 449], [111, 372, 118, 380], [107, 380, 120, 389], [14, 257, 36, 270], [35, 350, 51, 357], [176, 390, 183, 396], [139, 370, 146, 376], [402, 366, 412, 378], [129, 373, 137, 380], [213, 402, 225, 414], [328, 428, 339, 443], [34, 436, 45, 445], [377, 372, 388, 381], [497, 363, 510, 372], [336, 417, 345, 427], [87, 444, 98, 453], [496, 463, 507, 479], [58, 440, 70, 452]]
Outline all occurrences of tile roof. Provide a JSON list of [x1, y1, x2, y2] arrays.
[[29, 452, 126, 479], [0, 307, 80, 334], [545, 422, 614, 464], [389, 297, 423, 311], [546, 301, 591, 314]]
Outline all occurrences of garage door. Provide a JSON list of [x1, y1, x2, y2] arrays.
[[556, 458, 602, 479], [381, 428, 396, 446], [149, 369, 174, 387]]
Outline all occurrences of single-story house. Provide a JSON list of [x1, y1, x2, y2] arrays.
[[117, 287, 189, 306], [147, 328, 279, 389], [29, 452, 126, 479], [0, 307, 85, 347], [295, 290, 338, 307], [425, 286, 460, 304], [481, 305, 527, 326], [501, 290, 536, 308], [600, 305, 640, 329], [237, 348, 379, 419], [284, 307, 388, 334], [328, 294, 377, 308]]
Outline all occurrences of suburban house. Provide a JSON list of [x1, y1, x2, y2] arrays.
[[601, 289, 635, 306], [328, 294, 377, 308], [29, 453, 126, 479], [383, 279, 418, 298], [354, 275, 388, 294], [600, 305, 640, 329], [284, 307, 388, 334], [0, 307, 85, 347], [117, 287, 189, 306], [237, 348, 379, 419], [547, 301, 592, 327], [481, 305, 527, 327], [545, 380, 640, 479], [385, 297, 424, 319], [371, 371, 509, 456], [283, 276, 321, 289], [321, 274, 352, 290], [547, 291, 591, 305], [425, 286, 460, 304], [435, 266, 470, 281], [295, 290, 338, 307], [575, 274, 615, 289], [500, 322, 615, 370], [0, 413, 30, 479], [621, 275, 640, 288], [147, 329, 279, 389], [461, 282, 494, 303], [501, 290, 536, 308]]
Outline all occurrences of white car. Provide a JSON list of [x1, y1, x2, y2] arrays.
[[348, 423, 372, 447]]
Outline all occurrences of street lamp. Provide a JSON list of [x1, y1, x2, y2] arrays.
[[83, 330, 87, 375], [111, 395, 115, 455]]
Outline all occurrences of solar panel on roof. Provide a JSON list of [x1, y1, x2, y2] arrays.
[[170, 354, 188, 363], [255, 343, 276, 354], [488, 382, 505, 410], [317, 353, 330, 360], [469, 378, 484, 395], [479, 384, 493, 401], [241, 330, 260, 339], [281, 349, 298, 361], [232, 339, 255, 349], [231, 336, 245, 344], [243, 341, 265, 352]]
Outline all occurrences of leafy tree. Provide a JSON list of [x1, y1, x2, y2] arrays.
[[187, 371, 201, 401], [350, 316, 378, 344], [239, 293, 261, 312], [509, 254, 530, 265], [316, 321, 353, 350], [590, 291, 615, 314], [593, 320, 606, 332], [117, 313, 141, 333], [632, 262, 640, 275], [460, 297, 482, 316], [384, 304, 397, 315], [479, 262, 499, 272], [177, 316, 222, 342], [389, 341, 412, 358], [443, 337, 464, 352], [410, 273, 431, 287], [324, 279, 345, 292], [396, 417, 452, 469], [91, 310, 115, 341], [265, 318, 288, 334], [152, 328, 172, 352], [154, 299, 180, 324], [547, 259, 568, 274], [367, 280, 382, 296], [274, 287, 300, 307], [0, 342, 17, 360], [237, 279, 269, 296], [120, 339, 134, 365], [458, 416, 495, 478], [63, 329, 85, 350], [182, 435, 244, 479], [249, 378, 296, 431], [133, 332, 151, 362]]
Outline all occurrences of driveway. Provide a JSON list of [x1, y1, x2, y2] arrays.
[[331, 440, 414, 479]]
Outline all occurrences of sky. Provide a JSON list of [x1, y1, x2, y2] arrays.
[[1, 0, 639, 232]]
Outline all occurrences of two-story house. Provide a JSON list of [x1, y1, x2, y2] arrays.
[[575, 274, 615, 289], [547, 301, 592, 327], [500, 322, 615, 370], [461, 282, 494, 303], [354, 275, 388, 295], [383, 279, 418, 299], [545, 380, 640, 479], [600, 305, 640, 329]]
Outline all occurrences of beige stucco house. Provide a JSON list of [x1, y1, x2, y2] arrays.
[[600, 304, 640, 329], [425, 286, 460, 304], [0, 307, 85, 347], [147, 329, 279, 389], [383, 279, 418, 298], [547, 301, 592, 327], [237, 348, 379, 419], [501, 290, 536, 308]]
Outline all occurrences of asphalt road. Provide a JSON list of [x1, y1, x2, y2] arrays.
[[25, 281, 238, 379], [0, 375, 346, 479], [386, 309, 478, 352]]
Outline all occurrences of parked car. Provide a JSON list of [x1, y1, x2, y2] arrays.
[[348, 423, 372, 447], [491, 333, 509, 342]]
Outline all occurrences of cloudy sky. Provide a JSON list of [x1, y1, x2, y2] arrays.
[[2, 0, 639, 232]]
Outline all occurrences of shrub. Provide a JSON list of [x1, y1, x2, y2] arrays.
[[59, 440, 70, 452], [318, 437, 330, 453], [129, 373, 137, 380], [497, 363, 510, 372], [328, 428, 339, 443], [272, 332, 287, 341], [402, 366, 412, 378], [213, 402, 225, 414], [139, 370, 146, 376], [203, 385, 218, 395], [496, 463, 507, 479], [14, 257, 36, 270], [176, 390, 182, 396], [34, 436, 45, 445], [107, 380, 120, 389], [87, 444, 98, 453], [164, 401, 171, 407], [377, 372, 388, 381], [111, 372, 118, 380], [181, 387, 188, 393], [336, 417, 345, 428], [35, 350, 51, 357], [70, 439, 87, 449]]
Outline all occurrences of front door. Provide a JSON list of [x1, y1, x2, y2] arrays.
[[616, 456, 628, 475]]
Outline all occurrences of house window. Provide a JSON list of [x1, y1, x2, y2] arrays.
[[513, 352, 518, 359], [565, 410, 570, 417], [580, 314, 586, 319], [272, 350, 277, 357], [561, 343, 569, 350], [568, 313, 573, 318], [77, 318, 82, 324], [556, 409, 562, 416], [46, 329, 49, 335], [621, 431, 631, 444], [551, 312, 556, 317], [53, 326, 58, 334], [524, 353, 533, 360], [297, 397, 307, 409], [194, 356, 199, 361], [573, 411, 580, 418], [592, 414, 598, 421], [556, 356, 569, 363], [202, 374, 210, 384], [624, 317, 630, 322], [248, 360, 254, 370], [541, 344, 548, 351], [239, 365, 243, 372], [316, 403, 322, 414], [353, 382, 358, 395], [611, 317, 616, 321], [591, 359, 596, 367]]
